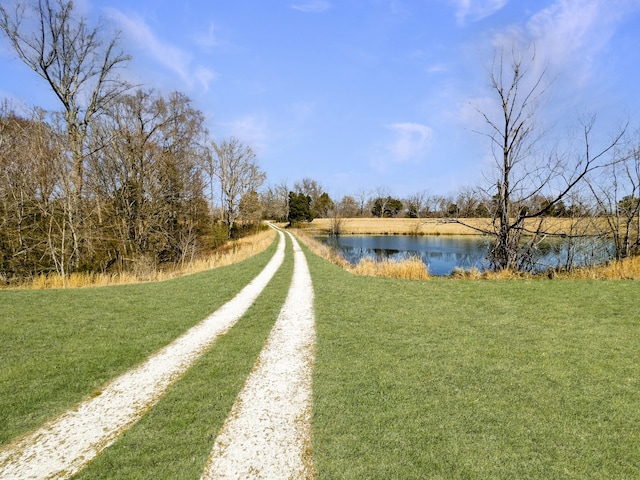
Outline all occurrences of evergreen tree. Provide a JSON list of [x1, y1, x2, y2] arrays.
[[288, 192, 313, 225]]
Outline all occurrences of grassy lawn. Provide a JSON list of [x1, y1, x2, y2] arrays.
[[307, 247, 640, 479], [0, 235, 281, 445], [2, 234, 639, 479]]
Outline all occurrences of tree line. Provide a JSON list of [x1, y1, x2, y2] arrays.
[[0, 0, 265, 283]]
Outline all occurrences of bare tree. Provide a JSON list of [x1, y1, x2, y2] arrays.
[[86, 90, 209, 267], [337, 195, 359, 217], [239, 190, 264, 232], [588, 140, 640, 259], [1, 0, 131, 276], [212, 137, 266, 237], [406, 190, 430, 218], [261, 181, 289, 221], [353, 188, 370, 217], [467, 46, 625, 271], [0, 104, 65, 280], [0, 0, 131, 195]]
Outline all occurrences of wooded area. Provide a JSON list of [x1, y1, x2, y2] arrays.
[[0, 1, 266, 283]]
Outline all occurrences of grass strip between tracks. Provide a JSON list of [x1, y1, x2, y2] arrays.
[[74, 238, 294, 479], [305, 243, 640, 479]]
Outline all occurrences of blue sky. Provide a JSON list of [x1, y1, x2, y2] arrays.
[[1, 0, 639, 198]]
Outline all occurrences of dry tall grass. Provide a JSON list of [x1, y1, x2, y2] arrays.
[[449, 257, 640, 280], [23, 229, 277, 290], [552, 255, 640, 280], [350, 256, 430, 280], [294, 229, 430, 280]]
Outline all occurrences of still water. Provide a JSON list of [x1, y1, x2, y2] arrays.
[[317, 235, 613, 276]]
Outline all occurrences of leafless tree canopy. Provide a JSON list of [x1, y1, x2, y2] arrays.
[[467, 45, 626, 271], [212, 137, 266, 236], [0, 0, 131, 194]]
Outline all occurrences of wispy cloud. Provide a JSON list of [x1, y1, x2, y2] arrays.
[[490, 0, 639, 88], [386, 122, 434, 164], [525, 0, 625, 85], [290, 1, 332, 13], [451, 0, 509, 25], [290, 101, 317, 123], [224, 114, 270, 155], [106, 8, 217, 92], [194, 22, 219, 51], [427, 64, 449, 74]]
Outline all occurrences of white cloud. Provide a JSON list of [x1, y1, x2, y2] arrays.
[[224, 114, 269, 155], [525, 0, 622, 85], [451, 0, 508, 25], [194, 22, 219, 51], [427, 64, 449, 74], [386, 122, 434, 164], [488, 0, 640, 89], [106, 9, 217, 92], [291, 1, 332, 13]]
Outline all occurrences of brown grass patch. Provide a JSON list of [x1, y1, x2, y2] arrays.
[[21, 229, 277, 290], [551, 255, 640, 280], [351, 256, 430, 280], [308, 217, 604, 236], [308, 218, 484, 235]]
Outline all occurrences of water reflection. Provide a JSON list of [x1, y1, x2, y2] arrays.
[[317, 235, 613, 276]]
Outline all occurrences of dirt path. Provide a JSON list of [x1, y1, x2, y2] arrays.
[[0, 230, 286, 480], [201, 231, 316, 479]]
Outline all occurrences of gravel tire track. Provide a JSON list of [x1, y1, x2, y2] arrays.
[[0, 229, 286, 480], [201, 231, 316, 479]]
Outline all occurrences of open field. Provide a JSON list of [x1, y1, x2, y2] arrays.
[[308, 217, 605, 236], [306, 245, 640, 478], [1, 234, 639, 478]]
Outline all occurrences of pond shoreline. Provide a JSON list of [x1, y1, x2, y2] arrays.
[[313, 232, 614, 277]]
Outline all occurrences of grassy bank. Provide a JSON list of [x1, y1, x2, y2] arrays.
[[0, 235, 280, 445], [307, 245, 640, 478]]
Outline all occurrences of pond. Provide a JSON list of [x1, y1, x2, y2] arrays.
[[316, 234, 614, 276]]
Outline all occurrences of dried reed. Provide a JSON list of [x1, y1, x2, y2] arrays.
[[294, 229, 430, 280], [551, 255, 640, 280], [350, 256, 430, 280]]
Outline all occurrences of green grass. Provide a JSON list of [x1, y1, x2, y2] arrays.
[[2, 235, 640, 479], [0, 235, 281, 445], [306, 247, 640, 479], [73, 239, 294, 479]]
